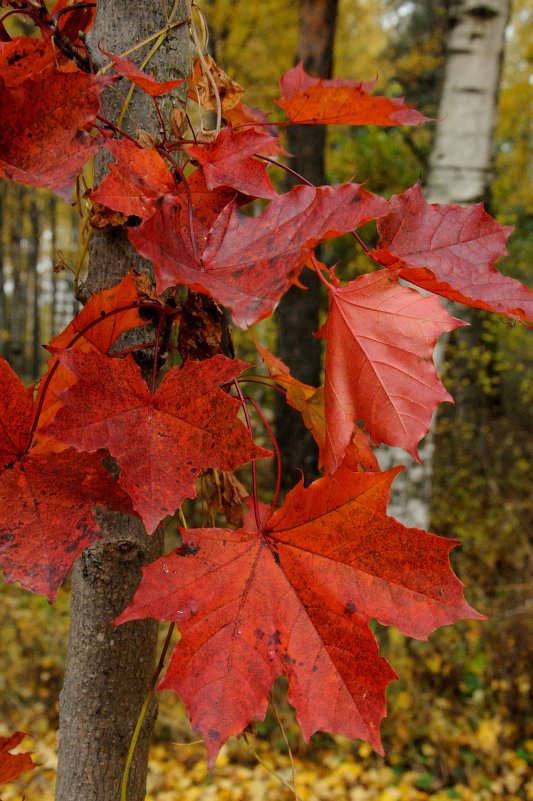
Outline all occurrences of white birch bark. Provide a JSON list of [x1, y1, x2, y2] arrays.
[[384, 0, 511, 528]]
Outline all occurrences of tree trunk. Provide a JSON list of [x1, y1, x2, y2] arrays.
[[274, 0, 338, 493], [0, 183, 7, 358], [426, 0, 510, 204], [55, 4, 190, 801], [28, 196, 41, 380], [383, 0, 510, 529]]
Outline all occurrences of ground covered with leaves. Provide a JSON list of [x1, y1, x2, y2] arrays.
[[1, 580, 531, 801]]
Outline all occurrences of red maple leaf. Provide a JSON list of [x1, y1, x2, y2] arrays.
[[91, 139, 176, 221], [371, 184, 533, 323], [186, 125, 279, 199], [0, 356, 134, 600], [130, 182, 389, 327], [47, 350, 270, 533], [0, 732, 35, 784], [318, 269, 465, 472], [102, 49, 187, 97], [277, 63, 430, 126], [0, 63, 112, 198], [0, 38, 55, 86], [116, 467, 482, 764], [33, 271, 150, 452]]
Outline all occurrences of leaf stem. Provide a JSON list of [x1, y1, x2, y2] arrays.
[[232, 379, 263, 533], [310, 253, 333, 290], [245, 396, 282, 514], [258, 155, 314, 188], [120, 622, 176, 801]]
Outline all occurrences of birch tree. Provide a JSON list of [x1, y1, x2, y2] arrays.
[[385, 0, 511, 528]]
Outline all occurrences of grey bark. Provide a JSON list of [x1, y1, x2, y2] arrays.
[[383, 0, 511, 528], [55, 3, 191, 801], [274, 0, 338, 494]]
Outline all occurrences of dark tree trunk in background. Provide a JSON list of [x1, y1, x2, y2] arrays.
[[274, 0, 338, 494], [49, 194, 58, 337], [8, 186, 28, 377], [28, 197, 41, 380], [55, 3, 190, 800]]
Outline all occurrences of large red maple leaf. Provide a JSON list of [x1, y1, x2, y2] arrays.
[[318, 269, 465, 472], [47, 351, 270, 533], [277, 63, 430, 126], [130, 182, 389, 327], [0, 356, 133, 600], [116, 467, 482, 764], [371, 184, 533, 323], [0, 63, 111, 199]]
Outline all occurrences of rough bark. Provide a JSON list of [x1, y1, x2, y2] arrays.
[[384, 0, 511, 528], [426, 0, 510, 204], [274, 0, 338, 493], [55, 3, 191, 801]]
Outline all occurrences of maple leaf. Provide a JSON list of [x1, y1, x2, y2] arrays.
[[186, 125, 279, 199], [130, 182, 389, 327], [371, 184, 533, 323], [0, 64, 112, 199], [32, 271, 150, 452], [102, 49, 186, 96], [0, 732, 35, 784], [318, 269, 465, 472], [0, 38, 55, 87], [116, 467, 482, 764], [91, 139, 176, 221], [277, 63, 430, 127], [255, 341, 379, 473], [0, 356, 134, 600], [46, 350, 270, 533]]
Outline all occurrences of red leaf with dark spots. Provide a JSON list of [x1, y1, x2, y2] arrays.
[[0, 65, 112, 199], [47, 351, 270, 533], [371, 184, 533, 322], [117, 468, 482, 764], [131, 182, 389, 327], [0, 356, 134, 600]]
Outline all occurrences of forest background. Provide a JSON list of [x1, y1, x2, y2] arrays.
[[0, 0, 532, 799]]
